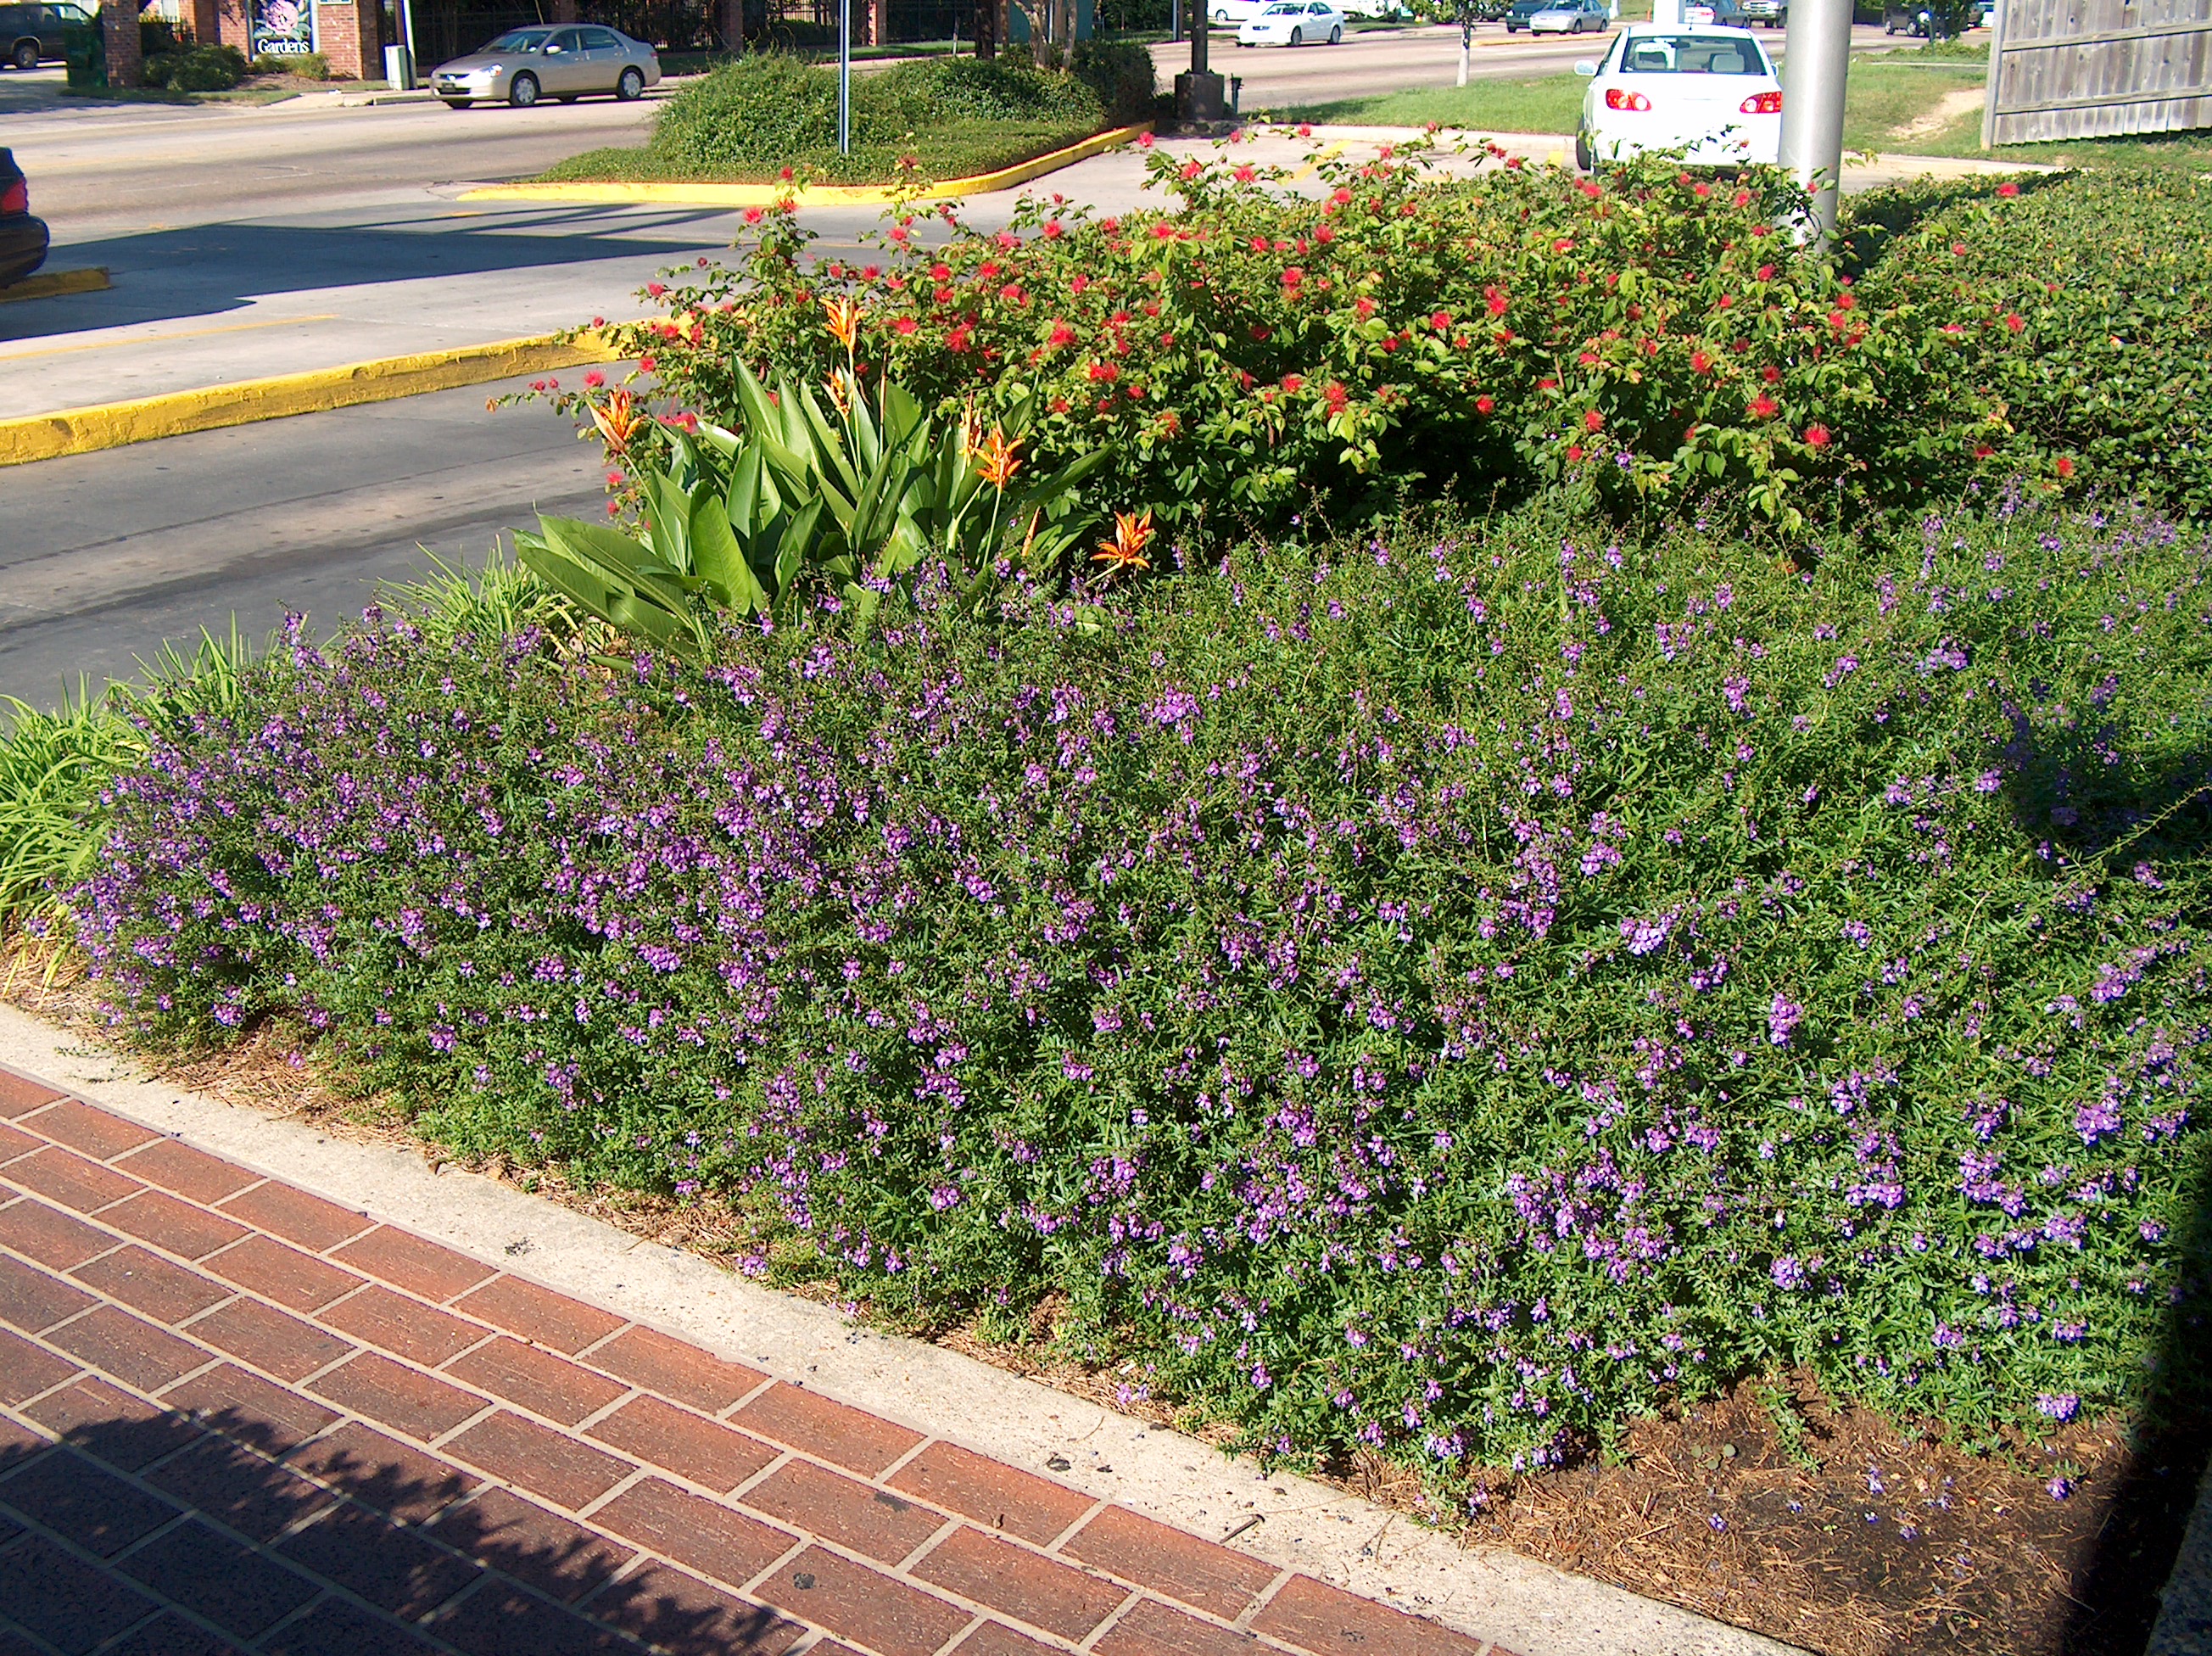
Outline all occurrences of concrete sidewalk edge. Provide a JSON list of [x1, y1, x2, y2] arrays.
[[458, 121, 1153, 207], [0, 332, 623, 467], [0, 1002, 1802, 1656]]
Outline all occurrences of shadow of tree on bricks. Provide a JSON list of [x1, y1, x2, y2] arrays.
[[0, 1396, 806, 1655]]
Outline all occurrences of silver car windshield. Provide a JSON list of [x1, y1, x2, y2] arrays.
[[481, 28, 552, 51], [1618, 33, 1765, 71]]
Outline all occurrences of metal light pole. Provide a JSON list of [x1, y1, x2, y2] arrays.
[[1777, 0, 1852, 244], [838, 0, 852, 154]]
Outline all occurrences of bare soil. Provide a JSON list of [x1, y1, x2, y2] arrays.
[[5, 965, 2200, 1656]]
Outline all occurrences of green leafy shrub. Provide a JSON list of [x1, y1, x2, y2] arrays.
[[568, 143, 2162, 541], [69, 497, 2212, 1480], [142, 43, 248, 90], [647, 53, 1102, 175], [1069, 37, 1158, 120], [251, 49, 331, 79], [1846, 171, 2212, 517]]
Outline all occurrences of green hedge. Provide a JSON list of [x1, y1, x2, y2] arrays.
[[649, 53, 1106, 175]]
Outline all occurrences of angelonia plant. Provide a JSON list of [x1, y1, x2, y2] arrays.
[[64, 491, 2212, 1494]]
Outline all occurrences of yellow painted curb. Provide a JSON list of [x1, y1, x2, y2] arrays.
[[457, 121, 1154, 207], [0, 332, 622, 468], [0, 267, 112, 305]]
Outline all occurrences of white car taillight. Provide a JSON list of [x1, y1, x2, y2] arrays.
[[1605, 88, 1651, 110], [1739, 90, 1783, 113]]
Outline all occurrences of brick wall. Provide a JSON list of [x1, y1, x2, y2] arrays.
[[100, 0, 140, 85], [311, 0, 380, 76]]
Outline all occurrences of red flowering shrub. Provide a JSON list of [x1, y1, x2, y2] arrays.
[[559, 138, 2004, 536]]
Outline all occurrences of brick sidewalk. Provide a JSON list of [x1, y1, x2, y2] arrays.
[[0, 1066, 1509, 1656]]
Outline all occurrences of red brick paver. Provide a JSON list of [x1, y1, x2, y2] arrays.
[[0, 1066, 1515, 1656]]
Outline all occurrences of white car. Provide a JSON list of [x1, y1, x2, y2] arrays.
[[1574, 25, 1782, 169], [1530, 0, 1611, 33], [1237, 0, 1345, 42], [1208, 0, 1269, 24]]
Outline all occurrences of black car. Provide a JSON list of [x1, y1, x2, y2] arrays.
[[1502, 0, 1548, 28], [0, 1, 89, 70], [0, 150, 50, 288]]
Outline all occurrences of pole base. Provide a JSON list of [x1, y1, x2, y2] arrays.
[[1174, 70, 1227, 124]]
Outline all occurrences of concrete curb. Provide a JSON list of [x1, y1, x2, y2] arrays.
[[458, 121, 1153, 207], [0, 266, 111, 305], [2152, 1460, 2212, 1653], [0, 1003, 1803, 1656], [0, 332, 622, 468]]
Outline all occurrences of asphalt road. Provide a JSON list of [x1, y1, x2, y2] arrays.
[[0, 376, 596, 708]]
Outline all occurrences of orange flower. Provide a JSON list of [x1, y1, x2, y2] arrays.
[[589, 388, 645, 454], [976, 428, 1024, 489], [822, 295, 863, 350], [1094, 509, 1155, 577]]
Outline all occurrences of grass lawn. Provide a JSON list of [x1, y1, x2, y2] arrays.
[[1267, 40, 2212, 168], [536, 120, 1104, 186]]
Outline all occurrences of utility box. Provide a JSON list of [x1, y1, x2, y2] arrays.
[[383, 42, 414, 87]]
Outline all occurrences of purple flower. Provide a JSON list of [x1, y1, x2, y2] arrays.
[[2035, 1393, 2080, 1422], [1771, 1255, 1805, 1290], [1768, 993, 1804, 1046]]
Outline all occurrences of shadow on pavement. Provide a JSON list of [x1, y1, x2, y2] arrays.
[[0, 207, 728, 339], [0, 1398, 795, 1653]]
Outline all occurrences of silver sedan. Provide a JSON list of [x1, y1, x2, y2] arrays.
[[432, 25, 661, 109]]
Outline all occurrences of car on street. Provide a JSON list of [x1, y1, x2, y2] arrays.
[[1208, 0, 1270, 24], [1683, 0, 1749, 22], [432, 25, 660, 109], [1735, 0, 1785, 25], [1502, 0, 1550, 29], [1237, 1, 1345, 44], [1529, 0, 1611, 32], [0, 149, 49, 288], [0, 1, 89, 71], [1574, 24, 1781, 169]]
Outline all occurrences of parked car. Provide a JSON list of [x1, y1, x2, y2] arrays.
[[1503, 0, 1549, 26], [1237, 0, 1345, 43], [1574, 24, 1781, 169], [0, 1, 89, 71], [1683, 0, 1747, 21], [1735, 0, 1785, 25], [0, 149, 49, 288], [1208, 0, 1271, 24], [432, 25, 660, 109], [1530, 0, 1610, 32]]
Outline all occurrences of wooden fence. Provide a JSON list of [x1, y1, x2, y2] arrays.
[[1983, 0, 2212, 144]]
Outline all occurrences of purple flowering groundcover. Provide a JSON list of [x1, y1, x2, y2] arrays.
[[66, 495, 2212, 1499]]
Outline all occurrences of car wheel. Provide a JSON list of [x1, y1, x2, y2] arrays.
[[509, 71, 539, 107], [444, 97, 472, 108], [1575, 130, 1592, 170], [1329, 22, 1342, 39], [1288, 25, 1302, 42], [617, 65, 645, 99], [10, 40, 35, 70], [1213, 7, 1229, 20]]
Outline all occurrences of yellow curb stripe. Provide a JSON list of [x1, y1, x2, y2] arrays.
[[0, 267, 112, 305], [457, 121, 1153, 207], [0, 332, 623, 469]]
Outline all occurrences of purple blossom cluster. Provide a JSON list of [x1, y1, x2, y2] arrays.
[[65, 497, 2212, 1477]]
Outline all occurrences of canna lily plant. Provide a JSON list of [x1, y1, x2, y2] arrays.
[[517, 361, 1111, 654]]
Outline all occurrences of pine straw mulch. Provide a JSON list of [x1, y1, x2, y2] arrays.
[[4, 959, 2202, 1656]]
